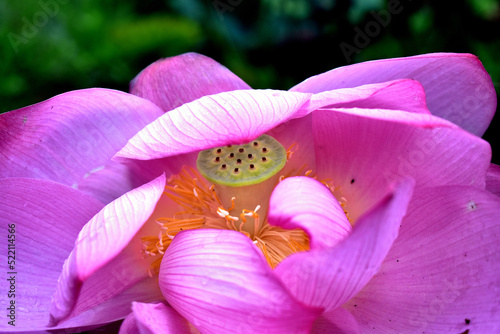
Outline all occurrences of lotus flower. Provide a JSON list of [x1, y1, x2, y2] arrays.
[[1, 53, 499, 333]]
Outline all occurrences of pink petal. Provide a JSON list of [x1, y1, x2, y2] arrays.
[[345, 186, 500, 333], [75, 161, 139, 205], [266, 114, 317, 174], [486, 163, 500, 197], [130, 53, 251, 112], [116, 80, 427, 163], [312, 307, 361, 334], [313, 107, 491, 221], [127, 302, 199, 334], [291, 53, 497, 136], [0, 88, 164, 204], [159, 229, 322, 333], [0, 177, 103, 331], [266, 79, 427, 179], [49, 174, 166, 326], [268, 176, 352, 250], [274, 178, 415, 312], [306, 79, 429, 114], [114, 90, 313, 161]]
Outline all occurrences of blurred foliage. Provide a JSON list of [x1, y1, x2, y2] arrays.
[[1, 0, 499, 162]]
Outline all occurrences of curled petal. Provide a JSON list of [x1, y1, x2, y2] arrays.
[[346, 186, 500, 333], [275, 178, 415, 312], [291, 53, 496, 136], [130, 52, 251, 112], [114, 90, 313, 161], [49, 174, 166, 326], [305, 79, 429, 114], [268, 176, 352, 250], [159, 229, 322, 334]]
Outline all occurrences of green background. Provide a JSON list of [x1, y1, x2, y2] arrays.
[[1, 0, 499, 163]]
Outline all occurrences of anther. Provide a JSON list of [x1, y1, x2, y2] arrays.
[[217, 208, 229, 217]]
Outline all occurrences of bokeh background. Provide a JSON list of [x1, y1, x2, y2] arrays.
[[1, 0, 499, 164]]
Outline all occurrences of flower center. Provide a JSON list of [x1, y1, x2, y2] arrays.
[[141, 135, 310, 276]]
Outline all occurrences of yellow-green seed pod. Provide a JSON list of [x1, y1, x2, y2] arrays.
[[197, 135, 287, 187]]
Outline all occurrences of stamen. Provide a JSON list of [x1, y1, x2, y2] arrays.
[[217, 208, 229, 217], [217, 207, 238, 221], [141, 134, 341, 275], [286, 143, 297, 160]]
